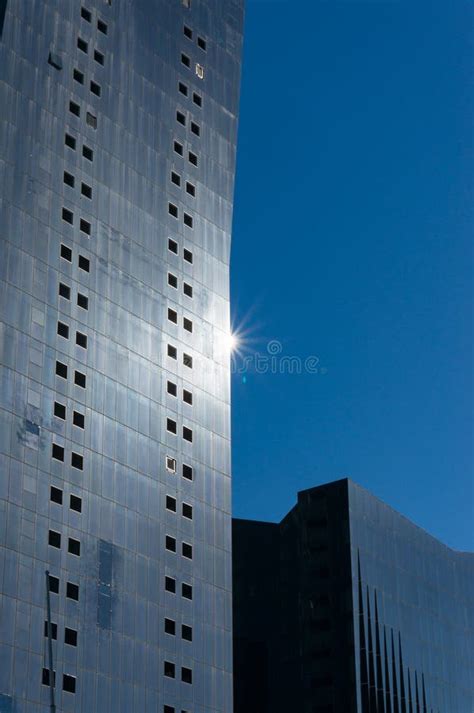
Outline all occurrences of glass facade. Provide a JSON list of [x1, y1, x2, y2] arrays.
[[0, 1, 243, 711], [233, 479, 474, 713]]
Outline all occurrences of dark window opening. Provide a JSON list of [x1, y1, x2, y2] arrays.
[[90, 80, 101, 96], [183, 318, 193, 333], [59, 282, 71, 299], [48, 52, 63, 70], [182, 503, 193, 520], [183, 213, 193, 229], [86, 112, 97, 129], [57, 321, 69, 339], [182, 582, 193, 600], [183, 353, 193, 369], [183, 389, 193, 405], [64, 171, 75, 188], [62, 208, 73, 225], [80, 218, 91, 235], [52, 444, 65, 462], [197, 36, 207, 51], [166, 495, 177, 512], [68, 537, 81, 556], [77, 37, 88, 53], [60, 244, 72, 261], [44, 621, 58, 639], [69, 101, 80, 117], [70, 494, 82, 513], [164, 618, 176, 635], [71, 452, 83, 470], [42, 669, 56, 686], [182, 542, 193, 559], [65, 134, 77, 150], [183, 282, 193, 298], [174, 140, 184, 156], [78, 255, 90, 272], [185, 182, 195, 197], [168, 203, 178, 218], [168, 308, 178, 324], [176, 111, 186, 126], [168, 238, 178, 254], [167, 344, 177, 360], [182, 464, 193, 481], [178, 82, 188, 96], [181, 53, 191, 68], [81, 182, 92, 199], [66, 582, 79, 600], [167, 381, 177, 397], [167, 418, 177, 435], [166, 456, 176, 473], [94, 50, 104, 65], [183, 248, 193, 264], [97, 19, 108, 34], [77, 293, 89, 310], [165, 535, 176, 552], [49, 530, 61, 548], [63, 674, 76, 693], [164, 661, 175, 678], [188, 151, 198, 167], [81, 7, 92, 22], [183, 427, 193, 443], [74, 371, 86, 388], [182, 624, 193, 641], [165, 576, 176, 593], [50, 486, 63, 504], [181, 667, 192, 684], [49, 575, 60, 593], [192, 92, 202, 108], [73, 411, 85, 429], [56, 361, 68, 379], [168, 273, 178, 288], [82, 144, 93, 161], [73, 68, 84, 84], [65, 628, 77, 646], [191, 122, 200, 137], [171, 171, 181, 187], [54, 402, 66, 420], [76, 331, 87, 349]]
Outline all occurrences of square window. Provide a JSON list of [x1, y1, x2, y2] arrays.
[[73, 68, 84, 84], [59, 282, 71, 299], [164, 618, 176, 635], [70, 494, 82, 512], [66, 582, 79, 600], [183, 389, 193, 405], [168, 308, 178, 324], [164, 661, 175, 678], [192, 92, 202, 108], [164, 706, 175, 713], [42, 669, 56, 687], [90, 80, 101, 96], [65, 628, 77, 646], [182, 463, 193, 481], [50, 486, 63, 505], [166, 456, 176, 473], [166, 495, 177, 512], [68, 537, 81, 556], [168, 238, 178, 254], [168, 203, 178, 218], [184, 25, 193, 39], [62, 208, 74, 225], [49, 575, 60, 593], [69, 100, 81, 117], [57, 321, 69, 339], [165, 576, 176, 593], [185, 182, 195, 198], [76, 331, 87, 348], [77, 37, 88, 53], [165, 535, 176, 553], [63, 674, 76, 694], [77, 293, 89, 310], [167, 344, 177, 360], [74, 371, 86, 388], [56, 361, 68, 379], [182, 503, 193, 520], [182, 542, 193, 559], [181, 667, 192, 684], [191, 122, 200, 137], [82, 144, 93, 161], [80, 218, 91, 235], [52, 444, 64, 462], [183, 282, 193, 298], [183, 213, 193, 229], [94, 50, 104, 65], [73, 411, 85, 429], [167, 381, 177, 397], [65, 133, 77, 150], [173, 141, 184, 156], [61, 244, 73, 261], [44, 621, 58, 639], [182, 582, 193, 600], [183, 318, 193, 333], [183, 353, 193, 369], [171, 171, 181, 187], [81, 7, 91, 22], [197, 36, 207, 51], [178, 82, 188, 97], [97, 19, 108, 34], [168, 273, 178, 288], [71, 452, 83, 470], [81, 182, 92, 199], [188, 151, 198, 167], [181, 53, 191, 68], [176, 111, 186, 126], [78, 255, 90, 272], [182, 623, 193, 641], [64, 171, 75, 187], [167, 418, 177, 435], [54, 402, 66, 420], [49, 530, 61, 548], [183, 248, 193, 264], [86, 112, 97, 129]]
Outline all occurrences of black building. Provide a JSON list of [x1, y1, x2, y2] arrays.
[[233, 479, 474, 713]]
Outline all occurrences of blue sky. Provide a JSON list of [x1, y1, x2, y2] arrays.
[[230, 0, 473, 550]]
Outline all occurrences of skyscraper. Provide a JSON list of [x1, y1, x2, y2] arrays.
[[233, 479, 474, 713], [0, 1, 243, 711]]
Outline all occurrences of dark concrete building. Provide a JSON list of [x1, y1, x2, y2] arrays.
[[233, 479, 474, 713], [0, 1, 243, 712]]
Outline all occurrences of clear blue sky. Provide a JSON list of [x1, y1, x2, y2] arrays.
[[230, 0, 473, 551]]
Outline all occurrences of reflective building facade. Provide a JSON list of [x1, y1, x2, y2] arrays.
[[233, 479, 474, 713], [0, 1, 243, 711]]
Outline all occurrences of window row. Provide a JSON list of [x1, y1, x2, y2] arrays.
[[165, 535, 193, 560], [77, 36, 105, 65], [60, 243, 91, 272], [65, 132, 94, 162], [54, 401, 85, 429], [73, 68, 102, 97], [165, 575, 192, 600], [167, 380, 193, 405], [69, 100, 97, 129], [167, 344, 193, 369], [44, 622, 78, 647], [81, 5, 108, 34], [48, 574, 79, 601], [63, 171, 92, 199], [57, 320, 88, 349], [183, 24, 207, 51], [168, 238, 193, 264], [55, 360, 87, 388], [48, 530, 81, 556], [42, 670, 76, 694], [165, 457, 193, 482], [164, 662, 192, 684], [62, 207, 92, 236], [168, 202, 194, 229], [166, 419, 193, 443], [177, 81, 202, 108], [173, 140, 198, 167], [164, 618, 193, 641], [165, 494, 193, 520], [52, 443, 84, 471], [59, 281, 89, 310], [175, 110, 201, 139], [170, 170, 196, 198], [50, 486, 82, 513], [167, 272, 193, 298], [167, 308, 193, 334]]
